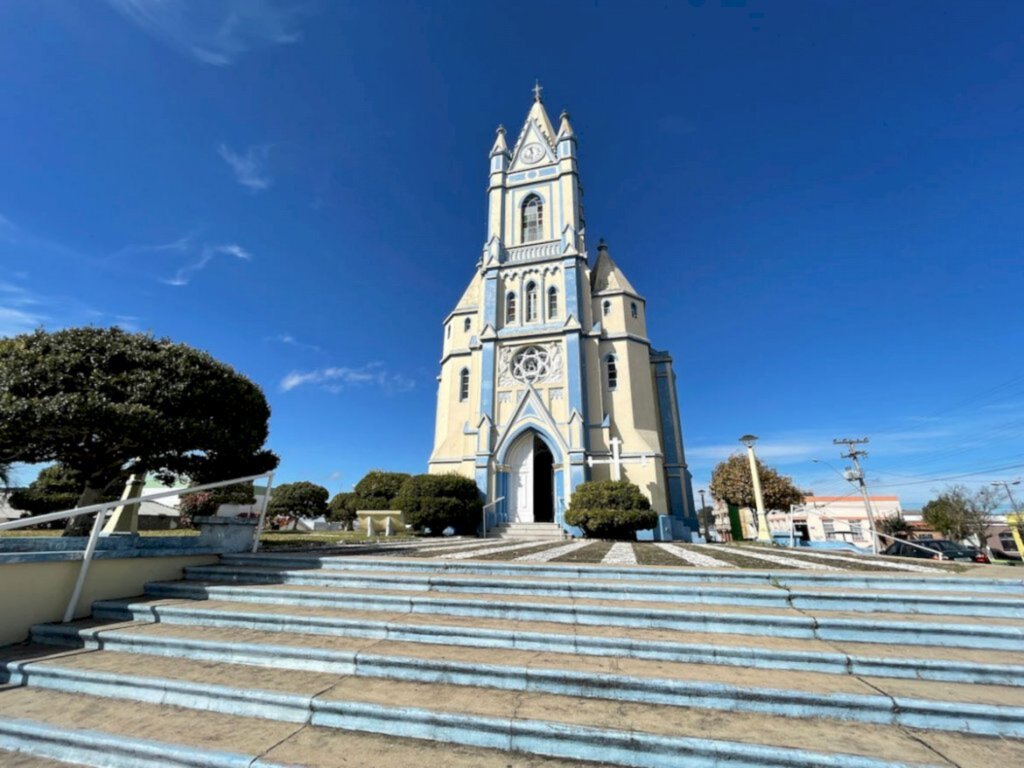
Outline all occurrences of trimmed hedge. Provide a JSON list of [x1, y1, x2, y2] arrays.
[[393, 473, 482, 536], [564, 480, 657, 540]]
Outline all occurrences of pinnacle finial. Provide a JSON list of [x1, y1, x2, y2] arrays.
[[598, 238, 608, 251], [532, 80, 543, 102], [496, 124, 505, 135]]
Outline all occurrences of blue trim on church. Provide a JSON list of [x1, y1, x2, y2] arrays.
[[652, 354, 698, 535]]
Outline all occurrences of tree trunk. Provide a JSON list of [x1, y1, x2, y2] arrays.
[[63, 486, 103, 536]]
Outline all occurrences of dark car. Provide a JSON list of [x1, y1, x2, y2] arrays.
[[882, 539, 981, 562]]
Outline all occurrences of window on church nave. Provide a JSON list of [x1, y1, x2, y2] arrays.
[[506, 292, 517, 323], [459, 368, 470, 401], [522, 195, 543, 242], [547, 286, 558, 318], [602, 300, 611, 317], [630, 302, 638, 319], [464, 317, 471, 332], [605, 354, 618, 390], [525, 281, 538, 321]]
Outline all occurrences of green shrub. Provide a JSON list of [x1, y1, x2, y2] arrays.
[[564, 480, 657, 540], [354, 471, 411, 502], [393, 473, 482, 536]]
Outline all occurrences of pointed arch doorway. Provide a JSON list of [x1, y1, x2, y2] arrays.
[[506, 430, 555, 524]]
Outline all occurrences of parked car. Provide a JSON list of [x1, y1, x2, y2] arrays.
[[962, 546, 992, 564], [881, 539, 981, 562]]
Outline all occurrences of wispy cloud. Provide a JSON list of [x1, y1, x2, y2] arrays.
[[280, 363, 416, 394], [219, 143, 273, 191], [266, 333, 321, 353], [0, 280, 48, 336], [163, 242, 252, 287], [107, 0, 307, 66]]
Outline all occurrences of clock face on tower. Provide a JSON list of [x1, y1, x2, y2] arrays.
[[520, 143, 545, 164]]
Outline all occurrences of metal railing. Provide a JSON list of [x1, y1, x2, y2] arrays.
[[0, 471, 275, 621], [873, 530, 948, 560]]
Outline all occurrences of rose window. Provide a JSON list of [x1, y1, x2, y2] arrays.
[[510, 346, 550, 383]]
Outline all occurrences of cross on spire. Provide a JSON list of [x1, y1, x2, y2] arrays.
[[532, 80, 543, 102]]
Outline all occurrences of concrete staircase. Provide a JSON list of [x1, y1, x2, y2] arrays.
[[487, 522, 566, 540], [2, 552, 1024, 767]]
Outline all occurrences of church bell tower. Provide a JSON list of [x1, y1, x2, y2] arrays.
[[429, 84, 698, 539]]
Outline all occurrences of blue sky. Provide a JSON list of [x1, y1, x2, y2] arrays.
[[1, 1, 1022, 509]]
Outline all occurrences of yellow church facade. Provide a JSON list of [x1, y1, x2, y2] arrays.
[[429, 87, 698, 539]]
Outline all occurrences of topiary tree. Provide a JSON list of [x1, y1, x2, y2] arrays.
[[327, 491, 359, 528], [564, 480, 658, 540], [392, 473, 482, 536], [353, 470, 411, 511], [266, 481, 329, 525], [0, 328, 278, 534]]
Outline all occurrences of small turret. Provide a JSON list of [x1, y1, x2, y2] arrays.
[[490, 125, 509, 158]]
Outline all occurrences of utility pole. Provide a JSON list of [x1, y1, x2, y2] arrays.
[[833, 437, 880, 555]]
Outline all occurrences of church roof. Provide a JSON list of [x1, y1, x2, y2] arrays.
[[454, 271, 481, 311], [590, 240, 639, 295]]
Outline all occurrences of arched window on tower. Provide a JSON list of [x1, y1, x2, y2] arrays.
[[525, 281, 538, 321], [602, 300, 611, 317], [459, 368, 470, 402], [630, 302, 638, 319], [464, 317, 471, 332], [605, 354, 618, 391], [506, 292, 517, 323], [547, 286, 558, 319], [522, 195, 543, 242]]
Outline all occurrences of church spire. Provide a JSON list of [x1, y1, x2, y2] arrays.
[[490, 124, 509, 158], [557, 109, 574, 140]]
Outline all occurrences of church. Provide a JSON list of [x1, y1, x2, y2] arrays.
[[428, 85, 699, 540]]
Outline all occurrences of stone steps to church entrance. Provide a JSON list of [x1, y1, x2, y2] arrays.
[[24, 618, 1024, 725], [132, 578, 1024, 650], [182, 561, 1024, 618], [1, 648, 1015, 767], [221, 552, 1024, 594], [488, 523, 566, 541], [3, 555, 1023, 766]]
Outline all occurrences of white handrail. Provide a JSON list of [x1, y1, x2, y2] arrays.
[[0, 471, 275, 621], [873, 530, 946, 560]]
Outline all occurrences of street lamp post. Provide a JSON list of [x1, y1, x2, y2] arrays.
[[699, 488, 709, 540], [739, 434, 772, 543]]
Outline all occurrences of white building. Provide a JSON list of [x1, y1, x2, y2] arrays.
[[768, 495, 902, 545]]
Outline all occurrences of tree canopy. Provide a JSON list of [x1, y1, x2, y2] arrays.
[[266, 481, 329, 522], [8, 464, 121, 519], [353, 470, 411, 510], [327, 491, 359, 525], [0, 328, 278, 532], [922, 485, 998, 545], [709, 453, 806, 512]]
